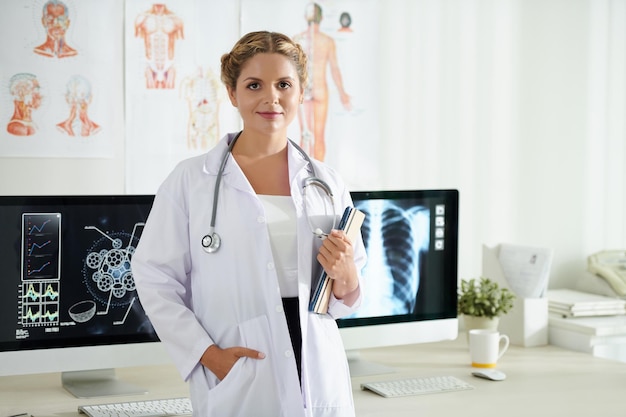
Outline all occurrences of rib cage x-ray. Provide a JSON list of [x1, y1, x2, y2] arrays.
[[349, 199, 430, 318]]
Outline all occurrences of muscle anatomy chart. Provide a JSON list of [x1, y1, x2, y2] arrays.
[[134, 3, 185, 90]]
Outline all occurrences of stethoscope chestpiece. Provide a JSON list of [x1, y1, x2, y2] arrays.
[[201, 232, 221, 253]]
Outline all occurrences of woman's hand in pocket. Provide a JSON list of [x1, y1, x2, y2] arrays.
[[200, 344, 266, 380]]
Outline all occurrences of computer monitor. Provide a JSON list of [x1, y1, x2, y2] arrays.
[[339, 189, 459, 376], [0, 195, 170, 398]]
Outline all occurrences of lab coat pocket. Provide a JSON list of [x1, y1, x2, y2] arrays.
[[307, 314, 353, 409], [203, 315, 282, 416]]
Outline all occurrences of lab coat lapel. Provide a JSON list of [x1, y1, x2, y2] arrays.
[[288, 141, 318, 384], [220, 158, 255, 193], [202, 134, 255, 194], [287, 141, 310, 207]]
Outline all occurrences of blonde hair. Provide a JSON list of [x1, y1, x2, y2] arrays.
[[220, 31, 308, 91]]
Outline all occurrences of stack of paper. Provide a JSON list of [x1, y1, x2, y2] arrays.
[[547, 289, 626, 318], [497, 243, 553, 298], [483, 243, 553, 347]]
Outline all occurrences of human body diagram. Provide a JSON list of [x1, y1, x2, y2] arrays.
[[180, 67, 221, 150], [134, 3, 184, 90], [294, 3, 351, 161]]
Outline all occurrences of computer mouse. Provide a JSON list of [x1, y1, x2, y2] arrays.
[[471, 369, 506, 381]]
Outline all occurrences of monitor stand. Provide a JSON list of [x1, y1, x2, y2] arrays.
[[62, 369, 148, 398], [346, 350, 395, 377]]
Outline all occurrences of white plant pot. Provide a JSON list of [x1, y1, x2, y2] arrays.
[[462, 315, 500, 341]]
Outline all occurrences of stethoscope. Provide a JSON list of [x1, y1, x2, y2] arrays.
[[201, 131, 336, 253]]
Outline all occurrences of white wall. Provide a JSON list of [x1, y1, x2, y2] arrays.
[[376, 0, 625, 289], [0, 147, 126, 196], [1, 0, 624, 290]]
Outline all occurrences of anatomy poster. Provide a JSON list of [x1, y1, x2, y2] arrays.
[[125, 0, 380, 193], [0, 0, 122, 158], [0, 1, 380, 186], [240, 0, 381, 189], [124, 0, 241, 193]]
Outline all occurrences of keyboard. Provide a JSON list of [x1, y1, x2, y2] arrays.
[[78, 397, 192, 417], [361, 375, 474, 398]]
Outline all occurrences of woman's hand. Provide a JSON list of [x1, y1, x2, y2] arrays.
[[317, 229, 360, 303], [200, 344, 265, 380]]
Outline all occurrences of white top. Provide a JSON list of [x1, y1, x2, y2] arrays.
[[258, 194, 298, 298]]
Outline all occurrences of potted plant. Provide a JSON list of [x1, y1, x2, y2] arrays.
[[458, 277, 515, 332]]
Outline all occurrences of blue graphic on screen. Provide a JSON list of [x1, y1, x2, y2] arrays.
[[347, 199, 430, 318], [0, 196, 157, 350], [81, 224, 144, 324]]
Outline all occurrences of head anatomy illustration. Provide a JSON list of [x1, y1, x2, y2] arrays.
[[305, 2, 323, 25], [7, 73, 43, 136], [56, 75, 101, 136], [34, 0, 77, 58]]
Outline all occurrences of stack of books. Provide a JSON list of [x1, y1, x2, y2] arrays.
[[548, 313, 626, 363], [309, 206, 365, 314], [547, 288, 626, 318]]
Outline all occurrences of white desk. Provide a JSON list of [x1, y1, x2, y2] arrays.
[[351, 337, 624, 416], [1, 336, 624, 417]]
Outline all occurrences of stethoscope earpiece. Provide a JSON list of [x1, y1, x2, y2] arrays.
[[201, 233, 221, 253]]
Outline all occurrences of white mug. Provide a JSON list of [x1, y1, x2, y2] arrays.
[[469, 329, 509, 368]]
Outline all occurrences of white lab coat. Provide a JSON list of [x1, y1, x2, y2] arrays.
[[132, 133, 366, 417]]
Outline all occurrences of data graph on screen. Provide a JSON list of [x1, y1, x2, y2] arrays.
[[20, 281, 60, 327], [22, 213, 61, 281]]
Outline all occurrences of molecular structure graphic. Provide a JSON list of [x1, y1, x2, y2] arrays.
[[83, 223, 144, 306]]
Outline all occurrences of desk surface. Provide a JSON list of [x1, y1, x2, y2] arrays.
[[2, 336, 624, 417]]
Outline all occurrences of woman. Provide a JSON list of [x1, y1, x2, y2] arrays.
[[131, 31, 366, 417]]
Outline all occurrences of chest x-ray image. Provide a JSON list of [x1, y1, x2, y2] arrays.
[[349, 198, 430, 318]]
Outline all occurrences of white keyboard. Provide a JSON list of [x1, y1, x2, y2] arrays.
[[361, 375, 474, 398], [78, 397, 192, 417]]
